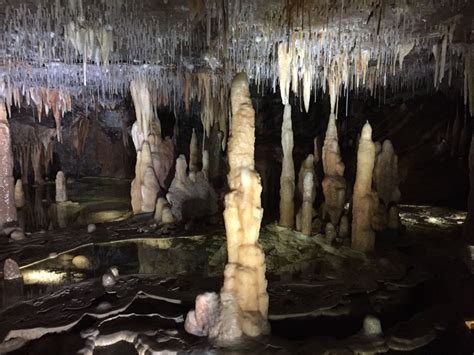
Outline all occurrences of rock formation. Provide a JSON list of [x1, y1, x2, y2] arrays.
[[300, 172, 315, 236], [296, 154, 316, 233], [130, 79, 175, 214], [0, 99, 17, 226], [189, 128, 200, 172], [373, 140, 401, 206], [55, 171, 67, 203], [14, 180, 25, 208], [279, 104, 295, 228], [185, 73, 269, 344], [321, 113, 346, 226], [352, 122, 379, 253], [166, 155, 218, 222]]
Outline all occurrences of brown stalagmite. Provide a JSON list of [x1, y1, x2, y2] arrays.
[[322, 113, 346, 226], [279, 104, 295, 228], [189, 128, 200, 172], [0, 98, 17, 226], [352, 122, 379, 253], [296, 154, 316, 232], [301, 172, 314, 236], [55, 171, 67, 203], [185, 73, 269, 344], [373, 140, 401, 206]]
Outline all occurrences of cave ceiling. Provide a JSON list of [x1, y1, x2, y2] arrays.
[[0, 0, 472, 116]]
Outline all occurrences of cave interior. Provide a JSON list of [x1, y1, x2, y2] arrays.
[[0, 0, 473, 353]]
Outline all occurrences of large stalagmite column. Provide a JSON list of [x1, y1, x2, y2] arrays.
[[352, 122, 379, 253], [130, 79, 165, 214], [279, 104, 295, 227], [464, 133, 474, 242], [185, 73, 269, 344], [321, 113, 346, 226], [0, 98, 17, 226], [221, 72, 269, 338]]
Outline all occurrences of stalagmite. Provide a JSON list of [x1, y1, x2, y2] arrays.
[[322, 114, 346, 226], [352, 122, 379, 253], [166, 155, 217, 222], [301, 172, 315, 236], [279, 104, 295, 228], [373, 140, 401, 206], [186, 73, 269, 344], [464, 132, 474, 242], [189, 129, 200, 173], [129, 79, 174, 214], [14, 180, 25, 208], [0, 99, 17, 226], [55, 171, 67, 203]]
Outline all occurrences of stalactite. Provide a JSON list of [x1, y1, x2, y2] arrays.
[[352, 122, 379, 253], [278, 42, 292, 105], [279, 104, 295, 228]]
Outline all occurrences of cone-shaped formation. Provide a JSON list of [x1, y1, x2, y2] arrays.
[[166, 155, 217, 222], [14, 180, 25, 208], [279, 104, 295, 228], [374, 140, 401, 206], [352, 122, 379, 253], [322, 113, 346, 226], [55, 171, 67, 203], [301, 172, 315, 236], [186, 73, 269, 344], [189, 129, 200, 173], [130, 79, 174, 214], [296, 154, 316, 234], [0, 99, 16, 226]]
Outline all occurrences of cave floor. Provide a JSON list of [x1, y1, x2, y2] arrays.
[[0, 180, 473, 354]]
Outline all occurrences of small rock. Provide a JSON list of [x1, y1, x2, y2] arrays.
[[109, 266, 119, 278], [72, 255, 92, 269], [3, 259, 22, 280], [102, 273, 116, 287], [363, 315, 383, 337], [10, 229, 26, 241], [96, 301, 112, 312], [87, 224, 96, 233]]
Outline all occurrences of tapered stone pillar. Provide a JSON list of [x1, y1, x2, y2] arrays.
[[279, 104, 295, 227], [352, 122, 379, 253], [0, 99, 17, 226]]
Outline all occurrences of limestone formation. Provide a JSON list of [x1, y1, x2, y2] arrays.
[[3, 259, 22, 281], [339, 214, 350, 238], [321, 113, 346, 226], [202, 149, 209, 177], [166, 155, 218, 222], [301, 172, 315, 236], [186, 73, 269, 344], [55, 171, 67, 203], [130, 79, 174, 214], [352, 122, 379, 253], [387, 204, 401, 230], [0, 98, 17, 226], [373, 140, 401, 206], [14, 180, 25, 208], [189, 128, 200, 172], [279, 104, 295, 228]]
